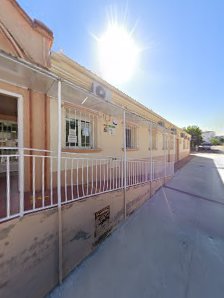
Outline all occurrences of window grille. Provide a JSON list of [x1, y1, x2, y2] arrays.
[[162, 133, 168, 150], [65, 108, 97, 149], [151, 128, 157, 150], [125, 124, 137, 149], [169, 135, 174, 150]]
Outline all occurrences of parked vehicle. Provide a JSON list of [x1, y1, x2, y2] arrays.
[[198, 142, 212, 151]]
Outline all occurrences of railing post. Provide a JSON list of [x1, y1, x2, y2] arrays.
[[57, 79, 63, 285], [18, 95, 24, 217], [6, 156, 10, 218], [123, 110, 127, 220], [19, 148, 24, 217]]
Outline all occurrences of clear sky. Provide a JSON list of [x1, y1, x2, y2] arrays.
[[18, 0, 224, 135]]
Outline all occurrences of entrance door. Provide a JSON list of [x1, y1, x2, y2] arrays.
[[0, 91, 23, 218]]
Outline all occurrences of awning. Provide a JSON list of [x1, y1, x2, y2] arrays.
[[0, 50, 170, 131]]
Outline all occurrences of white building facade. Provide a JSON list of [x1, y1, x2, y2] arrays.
[[202, 131, 215, 143]]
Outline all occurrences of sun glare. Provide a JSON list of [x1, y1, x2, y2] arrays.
[[97, 24, 140, 84]]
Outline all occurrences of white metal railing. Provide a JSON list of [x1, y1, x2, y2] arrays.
[[0, 148, 174, 223]]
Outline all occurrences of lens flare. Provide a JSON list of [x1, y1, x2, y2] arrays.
[[97, 23, 140, 84]]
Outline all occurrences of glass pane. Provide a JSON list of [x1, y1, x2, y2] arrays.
[[126, 128, 132, 148], [81, 121, 91, 148]]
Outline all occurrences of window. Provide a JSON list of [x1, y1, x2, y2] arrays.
[[162, 133, 168, 150], [151, 128, 157, 150], [169, 135, 174, 150], [0, 120, 18, 164], [65, 108, 96, 149], [125, 124, 137, 149]]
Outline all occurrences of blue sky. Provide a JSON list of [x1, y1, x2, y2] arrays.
[[18, 0, 224, 134]]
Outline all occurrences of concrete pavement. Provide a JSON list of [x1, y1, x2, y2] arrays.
[[48, 152, 224, 298]]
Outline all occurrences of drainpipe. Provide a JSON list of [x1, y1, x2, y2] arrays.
[[57, 79, 63, 284], [123, 110, 127, 220]]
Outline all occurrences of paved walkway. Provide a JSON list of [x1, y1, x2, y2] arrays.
[[49, 152, 224, 298]]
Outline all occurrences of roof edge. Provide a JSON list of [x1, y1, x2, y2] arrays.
[[10, 0, 53, 39], [51, 51, 185, 131]]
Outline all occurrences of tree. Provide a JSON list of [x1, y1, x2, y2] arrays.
[[184, 125, 203, 149], [210, 138, 220, 145]]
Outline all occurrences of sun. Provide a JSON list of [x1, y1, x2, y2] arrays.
[[97, 24, 140, 84]]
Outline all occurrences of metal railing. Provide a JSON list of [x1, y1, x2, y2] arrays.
[[0, 148, 174, 223]]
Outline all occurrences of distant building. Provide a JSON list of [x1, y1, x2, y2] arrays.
[[202, 131, 215, 143]]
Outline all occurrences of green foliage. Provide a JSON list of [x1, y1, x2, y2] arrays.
[[219, 137, 224, 144], [184, 125, 203, 148], [210, 138, 220, 145]]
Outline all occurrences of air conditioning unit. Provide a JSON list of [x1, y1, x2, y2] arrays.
[[92, 82, 111, 101]]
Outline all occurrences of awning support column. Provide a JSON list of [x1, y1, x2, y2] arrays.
[[57, 79, 63, 284], [123, 110, 127, 220], [150, 122, 153, 181], [18, 95, 24, 217], [173, 133, 176, 173], [164, 129, 166, 182]]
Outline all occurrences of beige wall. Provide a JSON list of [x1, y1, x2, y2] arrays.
[[0, 81, 50, 191], [50, 53, 190, 163], [0, 0, 53, 67], [0, 79, 189, 194], [50, 98, 183, 164]]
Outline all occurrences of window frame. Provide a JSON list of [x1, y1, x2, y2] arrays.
[[151, 127, 157, 150], [64, 107, 96, 150], [125, 124, 138, 150]]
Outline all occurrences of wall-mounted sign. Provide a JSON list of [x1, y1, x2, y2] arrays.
[[95, 206, 110, 239], [104, 124, 116, 135]]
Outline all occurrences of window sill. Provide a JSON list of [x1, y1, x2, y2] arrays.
[[122, 148, 139, 152], [62, 148, 102, 153]]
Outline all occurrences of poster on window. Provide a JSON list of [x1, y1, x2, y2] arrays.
[[68, 135, 77, 143], [69, 129, 76, 136], [68, 128, 77, 143], [82, 127, 89, 137]]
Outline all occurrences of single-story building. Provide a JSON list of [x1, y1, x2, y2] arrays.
[[0, 1, 190, 297]]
